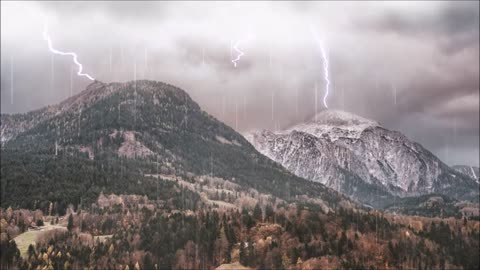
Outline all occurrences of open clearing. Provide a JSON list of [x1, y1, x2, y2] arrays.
[[14, 224, 67, 258], [216, 262, 251, 270]]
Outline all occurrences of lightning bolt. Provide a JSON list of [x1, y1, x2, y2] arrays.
[[310, 26, 330, 108], [231, 40, 245, 68], [231, 34, 253, 68], [43, 24, 95, 81]]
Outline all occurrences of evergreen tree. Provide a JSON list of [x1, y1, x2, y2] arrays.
[[239, 241, 247, 266], [247, 239, 255, 267], [265, 204, 275, 223], [67, 214, 74, 232], [253, 203, 262, 222], [144, 253, 154, 270], [27, 244, 35, 258]]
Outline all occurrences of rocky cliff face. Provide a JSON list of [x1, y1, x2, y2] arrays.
[[245, 110, 478, 206]]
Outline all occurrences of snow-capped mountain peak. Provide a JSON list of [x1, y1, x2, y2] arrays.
[[245, 109, 478, 207], [307, 110, 379, 127], [285, 110, 379, 142]]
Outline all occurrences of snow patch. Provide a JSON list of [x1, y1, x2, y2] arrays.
[[216, 135, 241, 146]]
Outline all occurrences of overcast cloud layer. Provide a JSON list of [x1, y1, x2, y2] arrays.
[[1, 1, 479, 166]]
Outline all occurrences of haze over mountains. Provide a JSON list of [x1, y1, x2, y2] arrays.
[[245, 110, 479, 208]]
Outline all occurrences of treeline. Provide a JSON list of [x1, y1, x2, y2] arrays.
[[0, 151, 200, 215]]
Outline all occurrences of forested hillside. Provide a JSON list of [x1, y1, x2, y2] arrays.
[[1, 80, 346, 215]]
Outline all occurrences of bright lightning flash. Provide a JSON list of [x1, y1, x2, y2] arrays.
[[311, 26, 330, 108], [43, 24, 95, 81], [231, 40, 245, 68], [231, 34, 253, 68]]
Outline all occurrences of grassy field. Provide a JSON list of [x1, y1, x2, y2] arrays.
[[14, 223, 67, 258], [216, 262, 251, 270]]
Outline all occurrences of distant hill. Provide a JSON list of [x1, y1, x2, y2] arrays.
[[383, 193, 479, 218]]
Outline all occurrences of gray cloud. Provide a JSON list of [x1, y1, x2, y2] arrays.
[[359, 1, 479, 54], [1, 1, 478, 166]]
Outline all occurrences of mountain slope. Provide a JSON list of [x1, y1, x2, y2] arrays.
[[453, 165, 479, 183], [245, 110, 479, 206], [244, 129, 393, 208], [383, 194, 467, 218], [1, 80, 348, 210]]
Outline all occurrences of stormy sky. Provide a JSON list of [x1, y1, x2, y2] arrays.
[[1, 1, 479, 166]]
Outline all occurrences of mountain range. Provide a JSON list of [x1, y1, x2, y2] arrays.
[[1, 80, 479, 270], [0, 80, 349, 211], [1, 80, 477, 214]]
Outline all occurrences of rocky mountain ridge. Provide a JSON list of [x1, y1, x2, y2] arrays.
[[245, 110, 478, 207]]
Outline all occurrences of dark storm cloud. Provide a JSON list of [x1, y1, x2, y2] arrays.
[[367, 2, 478, 34], [1, 1, 478, 166], [360, 1, 479, 54], [399, 59, 478, 115]]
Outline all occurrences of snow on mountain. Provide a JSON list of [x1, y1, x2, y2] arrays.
[[283, 110, 379, 142], [453, 165, 479, 183], [245, 110, 478, 205], [245, 128, 393, 207]]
